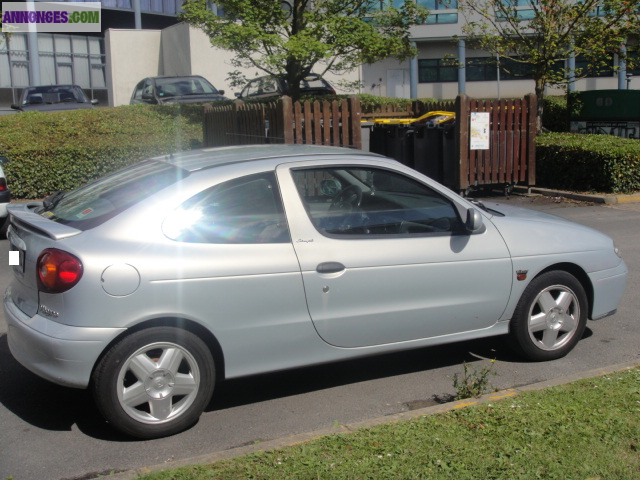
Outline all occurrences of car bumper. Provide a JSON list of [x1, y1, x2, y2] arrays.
[[589, 260, 628, 320], [4, 293, 126, 388]]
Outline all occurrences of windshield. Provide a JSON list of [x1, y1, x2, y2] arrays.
[[40, 160, 188, 230], [22, 85, 89, 105], [155, 77, 220, 98]]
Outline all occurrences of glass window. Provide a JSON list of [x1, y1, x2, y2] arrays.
[[500, 57, 535, 80], [164, 172, 290, 244], [418, 59, 458, 83], [575, 55, 614, 78], [291, 167, 462, 237], [466, 57, 498, 81], [42, 161, 187, 230]]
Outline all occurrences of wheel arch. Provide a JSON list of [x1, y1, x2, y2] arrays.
[[535, 262, 594, 319], [91, 317, 226, 384]]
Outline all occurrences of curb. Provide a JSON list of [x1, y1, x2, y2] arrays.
[[103, 360, 640, 480], [512, 186, 640, 204]]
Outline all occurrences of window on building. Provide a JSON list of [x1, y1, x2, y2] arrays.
[[575, 55, 614, 77], [496, 0, 535, 21], [418, 59, 458, 83], [0, 33, 106, 89], [466, 57, 498, 81], [499, 57, 535, 80], [417, 0, 458, 24]]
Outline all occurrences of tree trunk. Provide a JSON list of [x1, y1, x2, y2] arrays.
[[535, 78, 545, 134]]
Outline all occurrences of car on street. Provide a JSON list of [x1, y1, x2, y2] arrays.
[[0, 156, 11, 236], [235, 73, 336, 100], [4, 145, 628, 439], [11, 85, 99, 112], [130, 75, 227, 105]]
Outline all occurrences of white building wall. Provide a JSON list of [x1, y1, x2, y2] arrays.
[[105, 29, 162, 106]]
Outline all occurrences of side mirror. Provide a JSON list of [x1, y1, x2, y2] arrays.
[[218, 90, 225, 95], [465, 207, 484, 234], [234, 92, 241, 98], [91, 99, 99, 105]]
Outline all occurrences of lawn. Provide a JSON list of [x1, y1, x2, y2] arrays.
[[137, 367, 640, 480]]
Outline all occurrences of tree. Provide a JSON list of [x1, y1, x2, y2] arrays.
[[179, 0, 428, 100], [457, 0, 638, 131]]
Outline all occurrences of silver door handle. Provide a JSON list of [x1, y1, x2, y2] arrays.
[[316, 262, 345, 274]]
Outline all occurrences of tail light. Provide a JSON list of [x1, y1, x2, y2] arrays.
[[0, 178, 7, 191], [37, 249, 83, 293]]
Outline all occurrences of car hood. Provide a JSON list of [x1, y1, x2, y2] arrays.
[[13, 103, 94, 112], [482, 202, 616, 259]]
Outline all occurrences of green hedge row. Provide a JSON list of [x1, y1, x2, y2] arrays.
[[0, 104, 204, 199], [536, 132, 640, 194]]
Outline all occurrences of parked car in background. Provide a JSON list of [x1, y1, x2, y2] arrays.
[[0, 156, 10, 237], [4, 145, 627, 439], [235, 73, 336, 100], [130, 75, 226, 105], [11, 85, 98, 112]]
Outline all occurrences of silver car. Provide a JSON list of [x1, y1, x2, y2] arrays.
[[4, 145, 628, 439]]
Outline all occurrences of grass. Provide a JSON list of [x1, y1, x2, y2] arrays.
[[137, 368, 640, 480]]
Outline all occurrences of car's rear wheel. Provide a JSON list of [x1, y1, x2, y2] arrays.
[[509, 271, 588, 361], [92, 326, 215, 439]]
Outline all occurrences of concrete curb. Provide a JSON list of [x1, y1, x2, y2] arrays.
[[512, 186, 640, 204], [104, 360, 640, 480]]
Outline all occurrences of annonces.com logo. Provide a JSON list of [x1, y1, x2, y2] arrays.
[[1, 2, 101, 33]]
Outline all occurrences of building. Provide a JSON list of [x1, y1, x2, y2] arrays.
[[1, 0, 636, 113], [364, 0, 638, 100]]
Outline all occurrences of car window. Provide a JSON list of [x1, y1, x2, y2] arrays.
[[155, 77, 220, 97], [132, 80, 145, 102], [41, 161, 187, 230], [163, 172, 290, 244], [244, 79, 261, 97], [291, 167, 462, 236]]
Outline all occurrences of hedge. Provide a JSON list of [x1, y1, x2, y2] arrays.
[[536, 132, 640, 194], [0, 104, 205, 199]]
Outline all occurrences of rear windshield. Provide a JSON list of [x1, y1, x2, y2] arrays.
[[40, 160, 187, 230]]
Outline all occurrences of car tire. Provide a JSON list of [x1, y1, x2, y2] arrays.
[[0, 216, 9, 239], [509, 271, 588, 361], [92, 326, 215, 439]]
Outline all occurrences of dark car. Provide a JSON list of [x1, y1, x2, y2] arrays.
[[235, 73, 336, 100], [130, 75, 226, 105], [11, 85, 98, 112]]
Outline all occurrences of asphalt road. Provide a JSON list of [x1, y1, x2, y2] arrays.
[[1, 195, 639, 480]]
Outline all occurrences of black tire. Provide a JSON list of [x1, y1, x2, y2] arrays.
[[0, 216, 9, 239], [509, 271, 588, 361], [92, 326, 215, 439]]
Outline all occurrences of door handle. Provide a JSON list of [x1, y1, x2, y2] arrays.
[[316, 262, 345, 274]]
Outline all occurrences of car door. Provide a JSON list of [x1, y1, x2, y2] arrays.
[[276, 160, 513, 348]]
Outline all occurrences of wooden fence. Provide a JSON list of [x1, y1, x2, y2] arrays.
[[203, 95, 362, 149], [202, 93, 536, 192], [455, 94, 537, 192]]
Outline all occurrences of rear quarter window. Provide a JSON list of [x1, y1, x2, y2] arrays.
[[41, 160, 187, 230]]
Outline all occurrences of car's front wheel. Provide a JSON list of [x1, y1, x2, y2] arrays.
[[509, 271, 588, 361], [92, 326, 215, 439]]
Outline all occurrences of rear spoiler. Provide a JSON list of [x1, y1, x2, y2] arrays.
[[7, 203, 82, 240]]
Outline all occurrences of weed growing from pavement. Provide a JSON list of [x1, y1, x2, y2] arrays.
[[452, 359, 498, 400]]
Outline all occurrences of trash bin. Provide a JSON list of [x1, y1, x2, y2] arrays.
[[413, 124, 442, 180], [412, 115, 456, 185], [369, 124, 415, 168]]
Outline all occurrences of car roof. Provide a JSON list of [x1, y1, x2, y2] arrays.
[[152, 145, 382, 172]]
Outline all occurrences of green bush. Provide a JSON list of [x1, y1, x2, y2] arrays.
[[542, 96, 569, 132], [536, 132, 640, 193], [0, 104, 204, 199]]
